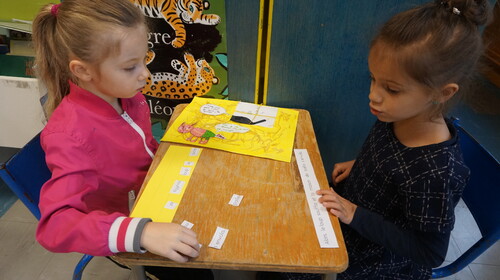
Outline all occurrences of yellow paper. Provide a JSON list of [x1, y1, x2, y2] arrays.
[[162, 97, 298, 162], [130, 145, 202, 222]]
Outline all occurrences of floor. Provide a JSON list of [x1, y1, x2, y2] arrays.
[[0, 200, 262, 280]]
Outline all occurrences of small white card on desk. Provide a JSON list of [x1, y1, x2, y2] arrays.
[[180, 167, 191, 176], [209, 226, 229, 249], [228, 194, 243, 206], [170, 180, 185, 194], [189, 148, 201, 157], [164, 201, 178, 210], [294, 149, 339, 248], [181, 220, 194, 229]]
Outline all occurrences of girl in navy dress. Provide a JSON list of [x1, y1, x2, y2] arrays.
[[317, 0, 491, 279]]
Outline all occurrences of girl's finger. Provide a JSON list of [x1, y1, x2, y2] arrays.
[[316, 189, 334, 196], [166, 250, 190, 263], [176, 242, 200, 258], [317, 194, 338, 204], [329, 208, 344, 220], [322, 200, 345, 211], [181, 227, 197, 238], [180, 233, 200, 250]]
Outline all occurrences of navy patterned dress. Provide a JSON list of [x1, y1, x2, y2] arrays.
[[336, 119, 470, 279]]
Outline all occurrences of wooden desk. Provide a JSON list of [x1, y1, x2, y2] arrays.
[[115, 104, 348, 273]]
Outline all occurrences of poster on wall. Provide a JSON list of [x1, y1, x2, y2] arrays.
[[131, 0, 228, 136]]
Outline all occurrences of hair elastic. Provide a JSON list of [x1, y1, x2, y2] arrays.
[[51, 3, 61, 16], [439, 1, 461, 15]]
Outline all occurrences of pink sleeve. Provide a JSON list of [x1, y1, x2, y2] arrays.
[[36, 132, 150, 256]]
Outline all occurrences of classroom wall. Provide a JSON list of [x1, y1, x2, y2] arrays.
[[265, 1, 430, 174], [0, 0, 50, 22], [0, 76, 45, 148], [0, 0, 51, 147], [227, 0, 498, 175], [224, 0, 260, 102]]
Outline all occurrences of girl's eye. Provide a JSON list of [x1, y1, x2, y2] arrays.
[[386, 87, 400, 94], [124, 66, 136, 71]]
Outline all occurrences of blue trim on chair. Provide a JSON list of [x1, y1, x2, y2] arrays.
[[73, 254, 94, 280], [431, 119, 500, 278], [0, 134, 49, 219], [0, 133, 95, 279]]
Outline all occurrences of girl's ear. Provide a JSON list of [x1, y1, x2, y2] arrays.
[[69, 60, 92, 82], [439, 83, 459, 102]]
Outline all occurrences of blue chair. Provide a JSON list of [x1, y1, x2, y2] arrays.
[[0, 133, 94, 280], [431, 120, 500, 278]]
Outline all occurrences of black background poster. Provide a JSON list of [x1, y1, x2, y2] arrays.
[[133, 0, 228, 133]]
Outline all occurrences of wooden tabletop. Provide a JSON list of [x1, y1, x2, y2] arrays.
[[115, 104, 348, 273]]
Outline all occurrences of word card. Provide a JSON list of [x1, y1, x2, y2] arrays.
[[209, 227, 229, 249], [294, 149, 339, 248], [228, 194, 244, 206]]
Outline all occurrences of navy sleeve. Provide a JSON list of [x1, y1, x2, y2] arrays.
[[349, 206, 450, 268]]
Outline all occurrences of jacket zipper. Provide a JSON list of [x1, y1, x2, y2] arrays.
[[121, 111, 154, 159]]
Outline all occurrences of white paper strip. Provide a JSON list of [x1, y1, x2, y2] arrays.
[[180, 167, 191, 176], [228, 194, 243, 206], [294, 149, 339, 248], [208, 226, 229, 249], [189, 148, 201, 157], [170, 180, 185, 194], [181, 220, 194, 229], [164, 201, 178, 210]]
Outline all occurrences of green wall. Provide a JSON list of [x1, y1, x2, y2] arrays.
[[0, 0, 53, 22]]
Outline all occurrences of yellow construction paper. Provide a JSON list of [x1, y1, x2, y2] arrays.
[[130, 145, 202, 222], [162, 97, 299, 162]]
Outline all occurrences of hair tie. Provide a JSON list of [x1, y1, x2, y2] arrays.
[[51, 3, 61, 17], [440, 1, 461, 16]]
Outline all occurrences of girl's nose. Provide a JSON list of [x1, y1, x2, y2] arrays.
[[139, 64, 150, 81], [368, 86, 382, 104]]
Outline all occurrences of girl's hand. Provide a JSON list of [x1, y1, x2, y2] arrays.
[[317, 188, 357, 224], [331, 160, 355, 185], [140, 222, 200, 262]]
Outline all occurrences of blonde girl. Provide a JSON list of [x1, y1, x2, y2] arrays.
[[32, 1, 213, 278]]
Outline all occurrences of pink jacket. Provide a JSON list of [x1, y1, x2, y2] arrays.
[[36, 82, 159, 256]]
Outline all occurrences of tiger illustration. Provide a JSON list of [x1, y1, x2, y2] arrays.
[[131, 0, 221, 48], [143, 50, 219, 99]]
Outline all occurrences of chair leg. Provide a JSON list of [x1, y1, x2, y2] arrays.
[[132, 265, 147, 280], [323, 273, 337, 280], [72, 254, 94, 280]]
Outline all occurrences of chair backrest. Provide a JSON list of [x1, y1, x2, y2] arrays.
[[432, 121, 500, 278], [0, 133, 50, 220], [0, 132, 94, 280], [456, 122, 500, 237]]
